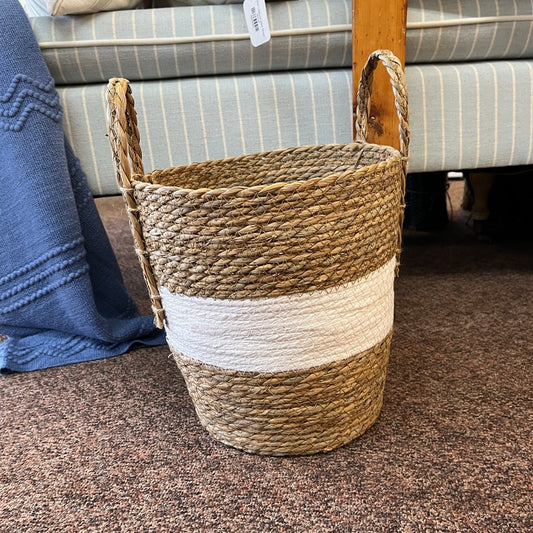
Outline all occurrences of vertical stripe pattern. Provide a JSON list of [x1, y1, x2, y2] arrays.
[[58, 60, 533, 195], [29, 0, 533, 86]]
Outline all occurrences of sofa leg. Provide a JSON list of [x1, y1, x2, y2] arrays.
[[465, 171, 495, 241]]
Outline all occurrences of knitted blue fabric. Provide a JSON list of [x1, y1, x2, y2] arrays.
[[0, 0, 166, 373]]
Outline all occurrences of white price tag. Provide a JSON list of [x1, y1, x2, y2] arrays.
[[243, 0, 271, 47]]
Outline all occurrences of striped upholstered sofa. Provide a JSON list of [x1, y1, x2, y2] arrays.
[[19, 0, 533, 197]]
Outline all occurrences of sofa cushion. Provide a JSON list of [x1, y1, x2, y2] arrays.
[[32, 0, 352, 85], [59, 59, 533, 196], [29, 0, 533, 86], [59, 69, 355, 195], [408, 0, 533, 63]]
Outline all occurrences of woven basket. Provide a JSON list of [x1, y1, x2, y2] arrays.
[[106, 50, 409, 456]]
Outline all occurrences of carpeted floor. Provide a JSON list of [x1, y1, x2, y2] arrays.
[[1, 181, 532, 533]]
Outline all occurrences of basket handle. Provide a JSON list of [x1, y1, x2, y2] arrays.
[[106, 78, 145, 186], [355, 50, 409, 274], [106, 78, 166, 329], [355, 49, 409, 167]]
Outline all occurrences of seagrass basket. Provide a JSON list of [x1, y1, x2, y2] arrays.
[[106, 50, 409, 456]]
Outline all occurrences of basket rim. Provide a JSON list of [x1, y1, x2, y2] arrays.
[[130, 141, 403, 196]]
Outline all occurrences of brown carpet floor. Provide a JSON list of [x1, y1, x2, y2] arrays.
[[1, 181, 532, 533]]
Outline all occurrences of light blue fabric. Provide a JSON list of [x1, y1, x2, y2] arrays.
[[30, 0, 353, 85], [27, 0, 533, 87], [55, 60, 533, 196], [0, 0, 166, 373]]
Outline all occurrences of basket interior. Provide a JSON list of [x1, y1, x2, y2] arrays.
[[136, 142, 400, 192]]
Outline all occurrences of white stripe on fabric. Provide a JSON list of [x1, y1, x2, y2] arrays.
[[171, 14, 181, 77], [447, 0, 463, 62], [267, 27, 274, 71], [286, 5, 293, 70], [271, 75, 283, 148], [322, 1, 332, 68], [527, 63, 533, 161], [304, 2, 312, 68], [414, 66, 428, 171], [487, 2, 501, 58], [162, 257, 396, 373], [233, 77, 247, 156], [465, 0, 481, 60], [251, 76, 265, 152], [229, 6, 236, 73], [59, 89, 73, 149], [503, 1, 519, 58], [209, 5, 217, 75], [97, 85, 109, 194], [153, 23, 163, 81], [159, 83, 173, 168], [326, 74, 337, 144], [80, 86, 102, 193], [289, 73, 301, 146], [451, 65, 463, 169], [412, 0, 426, 63], [111, 13, 124, 78], [214, 77, 229, 158], [507, 62, 517, 166], [435, 66, 446, 169], [489, 63, 499, 167], [191, 8, 199, 76], [72, 18, 87, 84], [470, 64, 481, 169], [138, 84, 155, 171], [131, 10, 143, 80], [340, 0, 350, 66], [196, 78, 210, 161], [50, 18, 66, 84], [519, 19, 533, 56], [306, 72, 319, 144], [91, 17, 105, 81], [429, 0, 444, 63], [177, 81, 192, 164], [341, 30, 350, 67]]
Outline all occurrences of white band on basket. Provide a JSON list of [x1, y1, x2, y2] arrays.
[[161, 257, 396, 373]]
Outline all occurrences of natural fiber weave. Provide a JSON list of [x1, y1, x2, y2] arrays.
[[173, 332, 392, 456], [106, 49, 409, 456], [106, 50, 409, 326], [134, 143, 403, 299]]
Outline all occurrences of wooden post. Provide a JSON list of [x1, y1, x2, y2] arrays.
[[352, 0, 407, 150]]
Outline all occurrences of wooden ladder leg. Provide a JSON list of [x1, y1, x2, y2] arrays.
[[352, 0, 408, 150]]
